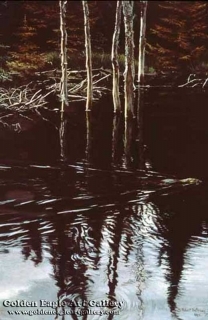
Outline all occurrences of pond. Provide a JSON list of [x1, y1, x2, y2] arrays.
[[0, 88, 208, 320]]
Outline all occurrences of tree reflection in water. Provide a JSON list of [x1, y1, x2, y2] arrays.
[[0, 166, 207, 320], [0, 199, 161, 319], [153, 190, 207, 320]]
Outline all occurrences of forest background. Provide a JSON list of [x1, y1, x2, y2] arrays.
[[0, 0, 208, 83]]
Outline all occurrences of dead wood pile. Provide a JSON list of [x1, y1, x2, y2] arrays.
[[0, 68, 112, 131]]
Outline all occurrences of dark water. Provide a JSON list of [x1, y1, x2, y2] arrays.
[[0, 89, 208, 320]]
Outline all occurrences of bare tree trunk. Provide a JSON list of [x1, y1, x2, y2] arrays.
[[138, 1, 147, 86], [59, 0, 68, 114], [122, 1, 135, 118], [59, 1, 68, 161], [82, 1, 93, 111], [111, 1, 122, 113]]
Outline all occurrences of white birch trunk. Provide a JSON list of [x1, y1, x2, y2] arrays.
[[122, 1, 135, 118], [111, 1, 122, 113], [59, 0, 68, 113], [82, 1, 93, 111], [138, 1, 147, 86]]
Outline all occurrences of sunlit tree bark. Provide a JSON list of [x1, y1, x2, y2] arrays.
[[138, 1, 147, 86], [122, 1, 135, 118], [111, 1, 122, 113], [82, 1, 93, 111], [59, 0, 68, 161], [59, 0, 68, 114]]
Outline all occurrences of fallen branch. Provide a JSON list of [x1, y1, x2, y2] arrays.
[[93, 73, 111, 85], [202, 78, 208, 88], [179, 78, 203, 87], [178, 73, 208, 89], [0, 67, 112, 130]]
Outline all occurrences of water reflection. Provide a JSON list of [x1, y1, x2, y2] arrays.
[[85, 107, 113, 169], [1, 88, 208, 319], [137, 88, 145, 169], [59, 112, 67, 161], [84, 101, 146, 170], [21, 220, 43, 265], [124, 116, 137, 167], [0, 173, 207, 319], [112, 114, 123, 164], [86, 112, 93, 163], [153, 192, 208, 319]]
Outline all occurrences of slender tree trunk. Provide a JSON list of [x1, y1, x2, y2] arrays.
[[111, 1, 122, 113], [122, 1, 135, 118], [59, 0, 68, 114], [82, 1, 93, 111], [59, 1, 68, 161], [138, 1, 147, 86]]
